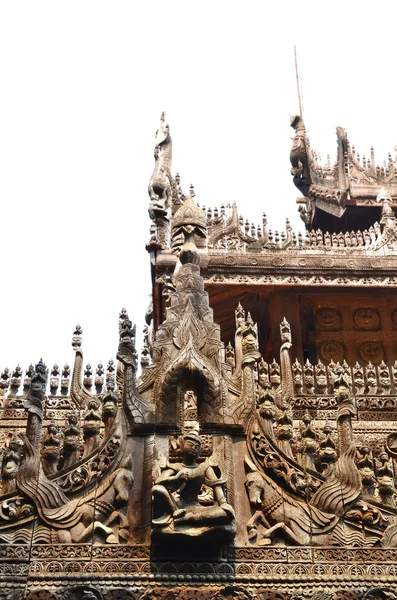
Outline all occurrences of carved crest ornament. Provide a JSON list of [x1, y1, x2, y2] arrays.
[[1, 114, 397, 599]]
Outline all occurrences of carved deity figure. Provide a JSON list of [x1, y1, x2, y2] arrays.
[[357, 445, 377, 498], [152, 429, 235, 542], [83, 399, 102, 458], [61, 413, 81, 469], [41, 422, 62, 475], [1, 434, 23, 494], [101, 391, 118, 437], [376, 450, 396, 507], [316, 422, 337, 476]]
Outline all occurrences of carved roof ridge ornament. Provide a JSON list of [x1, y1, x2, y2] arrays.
[[148, 112, 176, 250], [116, 307, 154, 430], [17, 360, 71, 515], [367, 187, 397, 251], [279, 317, 294, 403], [70, 324, 93, 410], [290, 116, 349, 222]]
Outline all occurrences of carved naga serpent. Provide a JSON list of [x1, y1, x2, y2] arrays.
[[148, 112, 173, 219]]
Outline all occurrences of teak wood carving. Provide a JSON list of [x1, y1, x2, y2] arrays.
[[1, 114, 397, 599]]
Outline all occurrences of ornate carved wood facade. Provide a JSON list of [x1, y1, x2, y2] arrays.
[[1, 114, 397, 599]]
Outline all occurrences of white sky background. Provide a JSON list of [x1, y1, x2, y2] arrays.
[[1, 1, 397, 373]]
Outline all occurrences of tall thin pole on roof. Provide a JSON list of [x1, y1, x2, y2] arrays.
[[294, 45, 303, 117]]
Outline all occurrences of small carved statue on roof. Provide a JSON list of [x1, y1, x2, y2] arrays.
[[152, 429, 235, 543]]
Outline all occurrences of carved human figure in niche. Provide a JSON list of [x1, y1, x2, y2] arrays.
[[152, 429, 235, 542], [1, 434, 23, 494], [183, 390, 198, 422]]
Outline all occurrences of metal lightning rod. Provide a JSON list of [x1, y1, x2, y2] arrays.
[[294, 45, 303, 117]]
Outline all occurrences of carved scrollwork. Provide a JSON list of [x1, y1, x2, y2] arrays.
[[0, 495, 34, 523]]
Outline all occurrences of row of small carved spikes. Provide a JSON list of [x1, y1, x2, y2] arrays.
[[0, 360, 116, 399], [302, 225, 382, 248], [351, 145, 396, 172], [309, 143, 396, 175], [196, 201, 383, 250], [290, 358, 397, 397], [260, 225, 382, 249]]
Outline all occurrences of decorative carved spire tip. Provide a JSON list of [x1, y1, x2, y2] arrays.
[[72, 324, 83, 349], [280, 317, 291, 345]]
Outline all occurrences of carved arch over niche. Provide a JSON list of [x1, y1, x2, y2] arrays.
[[158, 339, 222, 427], [159, 360, 220, 428]]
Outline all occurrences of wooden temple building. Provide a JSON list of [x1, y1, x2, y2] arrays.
[[1, 112, 397, 599]]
